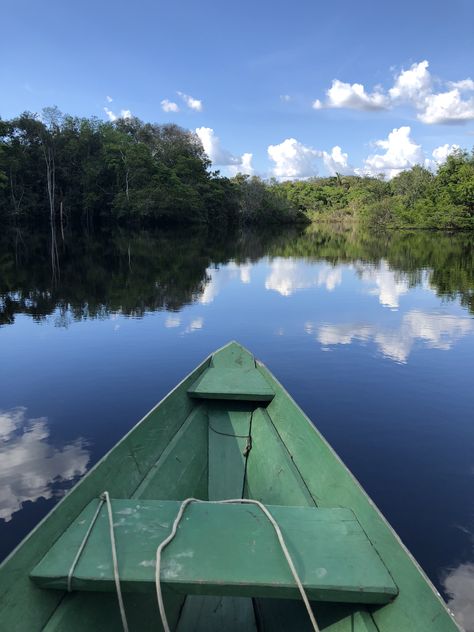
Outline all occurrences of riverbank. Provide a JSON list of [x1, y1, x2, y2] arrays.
[[1, 110, 472, 231], [270, 154, 474, 230]]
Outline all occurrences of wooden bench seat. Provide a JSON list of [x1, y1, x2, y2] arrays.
[[187, 368, 274, 401], [31, 499, 397, 604]]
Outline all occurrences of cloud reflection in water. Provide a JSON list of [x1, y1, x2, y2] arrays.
[[443, 562, 474, 631], [265, 259, 343, 296], [308, 310, 473, 363], [0, 407, 90, 522], [357, 260, 412, 309], [199, 262, 252, 304]]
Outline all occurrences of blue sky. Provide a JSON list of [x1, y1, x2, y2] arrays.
[[2, 0, 474, 178]]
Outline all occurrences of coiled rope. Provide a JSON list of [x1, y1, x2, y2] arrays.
[[69, 493, 320, 632]]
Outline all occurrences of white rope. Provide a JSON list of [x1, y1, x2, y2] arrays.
[[102, 491, 130, 632], [67, 496, 105, 592], [155, 498, 320, 632]]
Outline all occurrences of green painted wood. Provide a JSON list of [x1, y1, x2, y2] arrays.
[[257, 360, 460, 632], [254, 600, 379, 632], [188, 368, 274, 401], [133, 405, 208, 500], [42, 589, 183, 632], [199, 402, 257, 632], [31, 500, 397, 604], [245, 407, 316, 507], [0, 354, 210, 632], [210, 341, 256, 369], [0, 342, 462, 631], [208, 405, 252, 500], [176, 596, 257, 632]]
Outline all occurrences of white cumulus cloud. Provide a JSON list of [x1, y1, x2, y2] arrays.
[[106, 95, 113, 103], [161, 99, 180, 113], [322, 146, 354, 175], [104, 107, 117, 122], [432, 143, 460, 164], [268, 138, 320, 179], [314, 79, 389, 111], [389, 60, 432, 102], [228, 153, 254, 177], [418, 89, 474, 124], [448, 78, 474, 91], [314, 60, 474, 124], [195, 127, 253, 175], [178, 92, 203, 111], [359, 126, 424, 179], [103, 107, 132, 122]]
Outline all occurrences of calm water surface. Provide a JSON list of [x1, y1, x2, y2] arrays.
[[1, 225, 473, 628]]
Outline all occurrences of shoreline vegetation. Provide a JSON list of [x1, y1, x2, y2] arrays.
[[0, 108, 473, 232]]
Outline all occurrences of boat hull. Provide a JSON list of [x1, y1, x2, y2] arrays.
[[0, 342, 460, 631]]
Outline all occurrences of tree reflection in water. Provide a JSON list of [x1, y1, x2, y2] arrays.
[[0, 223, 473, 326]]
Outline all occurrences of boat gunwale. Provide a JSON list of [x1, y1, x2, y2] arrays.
[[0, 346, 216, 571], [254, 357, 462, 631], [0, 341, 463, 631]]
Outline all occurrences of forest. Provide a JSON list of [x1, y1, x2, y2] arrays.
[[0, 108, 473, 231], [271, 155, 474, 229], [0, 109, 303, 231]]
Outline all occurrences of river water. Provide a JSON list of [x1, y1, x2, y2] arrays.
[[0, 224, 473, 628]]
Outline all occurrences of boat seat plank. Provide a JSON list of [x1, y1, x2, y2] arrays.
[[208, 406, 252, 500], [31, 500, 397, 604], [188, 368, 274, 401], [197, 405, 257, 630]]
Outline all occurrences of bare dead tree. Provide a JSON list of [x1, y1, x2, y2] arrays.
[[42, 139, 59, 282]]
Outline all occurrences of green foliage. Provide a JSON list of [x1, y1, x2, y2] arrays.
[[0, 110, 296, 230], [255, 157, 474, 230], [232, 175, 309, 224], [0, 108, 473, 230]]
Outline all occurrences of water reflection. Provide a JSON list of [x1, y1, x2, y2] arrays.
[[0, 223, 473, 623], [199, 262, 252, 305], [443, 563, 474, 631], [1, 225, 474, 324], [357, 260, 412, 309], [0, 407, 90, 522], [265, 259, 343, 296], [309, 311, 473, 363]]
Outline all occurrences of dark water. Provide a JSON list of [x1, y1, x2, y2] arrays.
[[1, 224, 473, 628]]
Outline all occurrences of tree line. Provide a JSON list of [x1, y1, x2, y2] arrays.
[[0, 108, 304, 233], [270, 153, 474, 229], [0, 108, 473, 231]]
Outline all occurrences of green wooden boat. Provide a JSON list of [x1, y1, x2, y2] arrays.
[[0, 342, 461, 631]]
